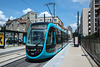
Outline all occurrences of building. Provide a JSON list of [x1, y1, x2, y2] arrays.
[[80, 8, 91, 36], [64, 28, 68, 32], [20, 11, 38, 23], [89, 0, 100, 34], [6, 18, 31, 32], [67, 26, 72, 38], [37, 16, 64, 29], [97, 5, 100, 37]]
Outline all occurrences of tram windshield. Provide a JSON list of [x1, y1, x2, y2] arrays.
[[27, 25, 47, 46]]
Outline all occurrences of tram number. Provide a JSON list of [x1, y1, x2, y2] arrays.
[[31, 53, 34, 55]]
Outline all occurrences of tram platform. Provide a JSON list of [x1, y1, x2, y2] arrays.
[[43, 42, 98, 67]]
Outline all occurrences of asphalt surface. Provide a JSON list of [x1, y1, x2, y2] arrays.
[[3, 57, 48, 67]]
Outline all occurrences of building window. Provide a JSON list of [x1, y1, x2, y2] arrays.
[[95, 27, 97, 31], [50, 19, 51, 22], [47, 19, 49, 22], [95, 23, 97, 26], [54, 19, 57, 22], [17, 24, 20, 27], [35, 14, 37, 19], [28, 17, 29, 19], [88, 23, 91, 26], [40, 19, 43, 21], [89, 32, 91, 34], [23, 24, 24, 27], [88, 19, 90, 21], [35, 20, 37, 22], [12, 24, 13, 27]]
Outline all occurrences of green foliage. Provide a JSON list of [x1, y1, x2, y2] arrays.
[[86, 32, 98, 38], [1, 26, 6, 30]]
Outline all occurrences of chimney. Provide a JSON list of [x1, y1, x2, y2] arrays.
[[20, 18, 22, 20], [8, 19, 10, 21]]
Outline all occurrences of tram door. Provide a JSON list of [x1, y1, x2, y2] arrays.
[[46, 27, 56, 53]]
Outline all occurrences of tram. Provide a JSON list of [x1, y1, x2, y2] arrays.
[[25, 22, 68, 60]]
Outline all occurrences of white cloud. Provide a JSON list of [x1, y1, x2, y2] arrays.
[[72, 0, 89, 4], [0, 10, 16, 25], [0, 10, 8, 25], [70, 23, 77, 28], [10, 16, 16, 20], [75, 15, 77, 18], [0, 11, 8, 21], [23, 8, 32, 14], [38, 11, 51, 17], [0, 21, 6, 25], [70, 23, 77, 32]]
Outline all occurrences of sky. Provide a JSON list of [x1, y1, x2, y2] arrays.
[[0, 0, 90, 32]]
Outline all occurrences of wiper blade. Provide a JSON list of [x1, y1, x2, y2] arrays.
[[36, 39, 44, 46]]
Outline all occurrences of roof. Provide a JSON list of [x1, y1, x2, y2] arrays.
[[6, 18, 27, 25]]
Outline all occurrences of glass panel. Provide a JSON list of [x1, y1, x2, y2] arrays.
[[27, 30, 45, 46]]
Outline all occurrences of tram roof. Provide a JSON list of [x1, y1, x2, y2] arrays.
[[31, 22, 68, 34]]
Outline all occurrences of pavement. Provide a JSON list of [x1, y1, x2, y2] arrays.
[[43, 42, 98, 67]]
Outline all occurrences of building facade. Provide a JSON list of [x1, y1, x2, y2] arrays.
[[97, 5, 100, 37], [6, 18, 31, 32], [89, 0, 100, 34], [20, 11, 38, 23], [67, 26, 73, 38], [80, 8, 91, 36], [37, 16, 64, 29]]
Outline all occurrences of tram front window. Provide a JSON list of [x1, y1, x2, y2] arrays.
[[27, 30, 45, 46]]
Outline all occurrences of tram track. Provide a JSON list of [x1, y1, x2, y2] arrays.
[[0, 49, 26, 67], [0, 50, 25, 58], [0, 54, 26, 64]]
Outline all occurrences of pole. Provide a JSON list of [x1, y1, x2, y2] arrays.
[[77, 11, 79, 34], [53, 3, 55, 17], [44, 14, 45, 22]]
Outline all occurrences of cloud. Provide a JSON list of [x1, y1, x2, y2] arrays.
[[0, 21, 6, 25], [72, 0, 90, 4], [0, 10, 8, 25], [23, 8, 32, 14], [0, 10, 16, 25], [70, 23, 77, 28], [10, 16, 16, 20], [70, 23, 77, 32], [38, 11, 51, 17], [0, 11, 8, 21]]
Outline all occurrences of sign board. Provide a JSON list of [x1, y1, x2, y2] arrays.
[[75, 37, 78, 44], [0, 32, 4, 46]]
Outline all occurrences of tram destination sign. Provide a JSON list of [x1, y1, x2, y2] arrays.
[[32, 25, 46, 29]]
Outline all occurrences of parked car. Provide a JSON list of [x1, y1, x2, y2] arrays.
[[18, 39, 23, 44], [6, 37, 23, 44]]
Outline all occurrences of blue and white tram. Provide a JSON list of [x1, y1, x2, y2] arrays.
[[25, 22, 68, 60]]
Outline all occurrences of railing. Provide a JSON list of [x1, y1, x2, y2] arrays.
[[81, 38, 100, 66]]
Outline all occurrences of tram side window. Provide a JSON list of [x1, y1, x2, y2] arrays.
[[46, 27, 55, 53], [46, 31, 53, 45], [46, 27, 55, 45], [56, 29, 62, 44]]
